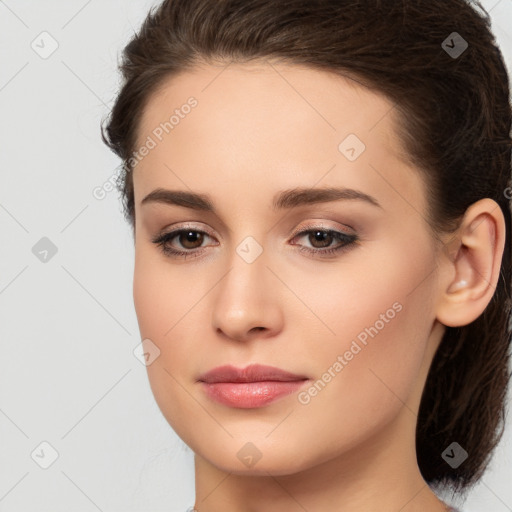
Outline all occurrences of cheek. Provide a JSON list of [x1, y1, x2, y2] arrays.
[[296, 242, 436, 429], [133, 249, 169, 338], [133, 251, 200, 434], [132, 246, 189, 373], [133, 237, 204, 336]]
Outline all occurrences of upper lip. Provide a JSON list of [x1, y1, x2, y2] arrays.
[[198, 364, 309, 383]]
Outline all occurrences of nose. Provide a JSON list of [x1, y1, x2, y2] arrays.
[[211, 244, 284, 343]]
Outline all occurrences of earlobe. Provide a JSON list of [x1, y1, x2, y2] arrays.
[[435, 198, 506, 328]]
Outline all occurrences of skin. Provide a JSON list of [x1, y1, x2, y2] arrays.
[[131, 60, 506, 512]]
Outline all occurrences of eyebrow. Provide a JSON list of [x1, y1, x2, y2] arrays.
[[141, 186, 382, 212]]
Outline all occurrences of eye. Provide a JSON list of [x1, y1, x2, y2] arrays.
[[290, 227, 359, 257], [151, 226, 216, 259], [151, 224, 359, 260]]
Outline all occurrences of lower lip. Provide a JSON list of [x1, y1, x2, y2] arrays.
[[201, 380, 308, 408]]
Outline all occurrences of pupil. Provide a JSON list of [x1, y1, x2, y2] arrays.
[[311, 230, 331, 248], [182, 231, 202, 248]]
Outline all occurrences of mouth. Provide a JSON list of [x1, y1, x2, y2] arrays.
[[198, 364, 310, 409]]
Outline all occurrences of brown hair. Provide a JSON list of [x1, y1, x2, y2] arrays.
[[101, 0, 512, 497]]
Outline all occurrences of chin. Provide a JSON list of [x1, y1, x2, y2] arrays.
[[188, 431, 330, 477]]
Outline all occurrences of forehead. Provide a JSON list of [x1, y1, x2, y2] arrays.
[[132, 60, 426, 220], [136, 60, 401, 150]]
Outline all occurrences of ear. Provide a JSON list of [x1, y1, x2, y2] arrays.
[[435, 198, 506, 328]]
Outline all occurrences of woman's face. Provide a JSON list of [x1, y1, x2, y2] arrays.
[[132, 61, 446, 475]]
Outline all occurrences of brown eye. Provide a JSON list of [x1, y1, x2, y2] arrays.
[[151, 227, 215, 259], [307, 230, 335, 249], [152, 225, 358, 260], [178, 230, 205, 250], [290, 228, 359, 258]]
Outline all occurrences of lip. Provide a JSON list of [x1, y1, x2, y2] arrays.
[[198, 364, 310, 408]]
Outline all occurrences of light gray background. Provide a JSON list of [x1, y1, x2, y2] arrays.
[[0, 1, 511, 511]]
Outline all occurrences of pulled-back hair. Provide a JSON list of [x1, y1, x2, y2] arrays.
[[101, 0, 512, 496]]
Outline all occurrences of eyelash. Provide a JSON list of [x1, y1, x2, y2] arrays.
[[151, 224, 359, 260]]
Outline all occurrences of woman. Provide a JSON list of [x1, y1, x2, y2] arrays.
[[102, 1, 512, 510]]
